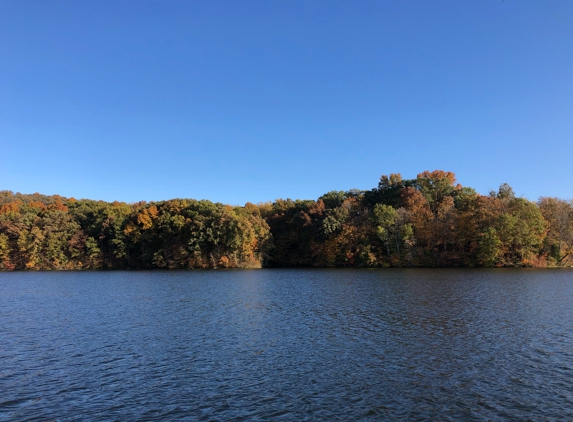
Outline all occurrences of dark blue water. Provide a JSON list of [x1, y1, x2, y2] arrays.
[[1, 269, 573, 421]]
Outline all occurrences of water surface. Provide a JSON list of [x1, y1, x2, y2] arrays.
[[1, 269, 573, 421]]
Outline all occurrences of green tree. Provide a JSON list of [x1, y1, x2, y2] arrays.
[[477, 227, 501, 267]]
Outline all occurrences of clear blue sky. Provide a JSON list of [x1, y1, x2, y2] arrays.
[[1, 0, 572, 205]]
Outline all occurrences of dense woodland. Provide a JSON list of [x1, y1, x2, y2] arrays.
[[1, 171, 572, 270]]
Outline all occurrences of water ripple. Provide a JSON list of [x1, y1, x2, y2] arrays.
[[1, 269, 573, 420]]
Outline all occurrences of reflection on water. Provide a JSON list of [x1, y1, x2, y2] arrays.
[[1, 269, 573, 421]]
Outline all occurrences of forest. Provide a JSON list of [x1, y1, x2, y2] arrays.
[[1, 170, 572, 270]]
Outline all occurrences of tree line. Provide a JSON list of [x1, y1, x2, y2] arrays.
[[1, 170, 572, 270]]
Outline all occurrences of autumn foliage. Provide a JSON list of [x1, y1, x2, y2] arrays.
[[1, 171, 572, 270]]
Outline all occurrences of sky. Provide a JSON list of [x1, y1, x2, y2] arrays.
[[1, 0, 572, 205]]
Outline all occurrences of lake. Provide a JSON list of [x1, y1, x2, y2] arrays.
[[1, 269, 573, 421]]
